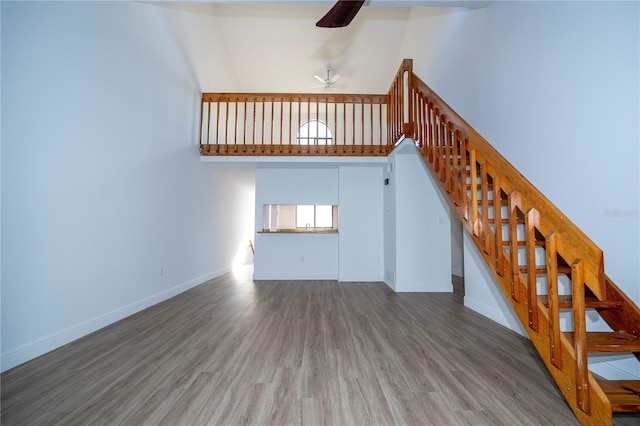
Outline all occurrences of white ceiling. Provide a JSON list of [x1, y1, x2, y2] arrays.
[[157, 1, 490, 93]]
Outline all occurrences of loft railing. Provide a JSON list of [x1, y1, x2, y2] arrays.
[[199, 60, 415, 156], [401, 59, 640, 424], [200, 93, 391, 156]]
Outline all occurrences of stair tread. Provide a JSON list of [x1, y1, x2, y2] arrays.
[[497, 218, 525, 224], [538, 295, 623, 309], [598, 380, 640, 412], [566, 331, 640, 353], [518, 266, 572, 274], [502, 240, 545, 246]]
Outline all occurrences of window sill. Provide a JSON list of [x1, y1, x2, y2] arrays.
[[258, 228, 338, 234]]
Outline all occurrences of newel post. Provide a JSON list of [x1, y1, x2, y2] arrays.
[[402, 122, 415, 139]]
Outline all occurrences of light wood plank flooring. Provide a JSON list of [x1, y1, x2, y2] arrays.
[[2, 268, 638, 425]]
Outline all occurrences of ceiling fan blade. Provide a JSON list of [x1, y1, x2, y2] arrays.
[[314, 75, 325, 83], [330, 74, 341, 83], [316, 0, 365, 28]]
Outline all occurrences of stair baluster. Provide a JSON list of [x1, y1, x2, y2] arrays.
[[545, 231, 563, 369]]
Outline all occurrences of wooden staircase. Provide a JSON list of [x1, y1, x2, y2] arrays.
[[393, 59, 640, 424]]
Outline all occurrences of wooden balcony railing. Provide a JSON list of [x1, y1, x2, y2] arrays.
[[199, 59, 415, 157], [200, 93, 392, 156], [199, 59, 640, 424]]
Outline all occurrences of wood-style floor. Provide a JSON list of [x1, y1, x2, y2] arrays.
[[2, 268, 638, 425]]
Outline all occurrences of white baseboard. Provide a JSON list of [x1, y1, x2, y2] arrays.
[[383, 279, 396, 291], [589, 359, 640, 380], [253, 273, 338, 280], [1, 267, 230, 373], [464, 295, 528, 337], [588, 353, 640, 380], [338, 274, 384, 282], [394, 282, 453, 293]]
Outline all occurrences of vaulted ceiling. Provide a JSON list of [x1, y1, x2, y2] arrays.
[[158, 1, 490, 93]]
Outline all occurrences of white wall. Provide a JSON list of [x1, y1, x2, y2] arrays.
[[254, 166, 385, 281], [253, 168, 339, 279], [338, 166, 384, 281], [463, 233, 526, 336], [1, 2, 245, 371], [383, 156, 397, 288], [0, 2, 3, 367], [254, 232, 339, 280], [385, 140, 452, 292], [399, 1, 639, 378], [450, 212, 464, 277]]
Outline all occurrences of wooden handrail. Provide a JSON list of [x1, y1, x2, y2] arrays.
[[408, 73, 605, 299], [202, 93, 388, 104]]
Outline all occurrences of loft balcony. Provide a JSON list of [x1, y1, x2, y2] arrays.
[[200, 61, 412, 158]]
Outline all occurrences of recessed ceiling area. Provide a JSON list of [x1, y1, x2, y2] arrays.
[[154, 1, 491, 93]]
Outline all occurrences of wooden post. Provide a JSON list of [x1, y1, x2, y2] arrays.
[[572, 259, 590, 414], [199, 97, 205, 146], [402, 122, 414, 139], [460, 144, 469, 221], [470, 150, 479, 237], [480, 162, 490, 253], [494, 176, 505, 276], [508, 191, 522, 302], [546, 231, 562, 369], [525, 208, 540, 331]]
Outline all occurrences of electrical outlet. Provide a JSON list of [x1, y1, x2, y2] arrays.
[[160, 267, 164, 276]]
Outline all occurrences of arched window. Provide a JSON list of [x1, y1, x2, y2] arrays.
[[297, 120, 333, 145]]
